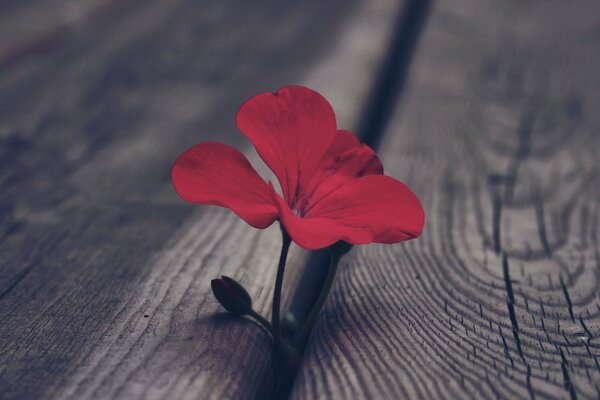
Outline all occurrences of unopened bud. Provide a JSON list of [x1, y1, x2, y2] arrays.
[[281, 312, 298, 338], [211, 276, 252, 315]]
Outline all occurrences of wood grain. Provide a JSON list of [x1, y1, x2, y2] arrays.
[[292, 1, 600, 399], [0, 0, 402, 398]]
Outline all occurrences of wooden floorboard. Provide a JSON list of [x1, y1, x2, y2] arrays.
[[292, 1, 600, 399], [0, 0, 402, 398]]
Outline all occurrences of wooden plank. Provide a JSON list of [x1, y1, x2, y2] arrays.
[[0, 0, 113, 69], [292, 1, 600, 399], [0, 0, 402, 399]]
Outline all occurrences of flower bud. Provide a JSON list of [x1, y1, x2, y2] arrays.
[[211, 276, 252, 316], [280, 312, 298, 338]]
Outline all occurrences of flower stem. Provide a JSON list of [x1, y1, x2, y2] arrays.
[[248, 309, 272, 333], [294, 248, 342, 350], [272, 228, 292, 365]]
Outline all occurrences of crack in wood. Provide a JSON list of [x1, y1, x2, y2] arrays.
[[535, 197, 553, 258], [526, 363, 535, 400], [283, 0, 434, 397], [560, 275, 576, 323], [502, 253, 525, 361], [560, 348, 578, 400]]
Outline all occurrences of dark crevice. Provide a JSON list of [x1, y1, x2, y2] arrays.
[[559, 275, 575, 323], [287, 249, 330, 338], [535, 196, 552, 258], [357, 0, 433, 148], [492, 194, 503, 254], [579, 317, 593, 340], [526, 364, 535, 400], [502, 253, 524, 361], [0, 262, 36, 301], [281, 0, 434, 398], [560, 348, 578, 400], [499, 325, 515, 368]]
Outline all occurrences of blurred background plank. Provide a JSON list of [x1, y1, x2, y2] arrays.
[[292, 1, 600, 399], [0, 0, 402, 398], [0, 0, 113, 69]]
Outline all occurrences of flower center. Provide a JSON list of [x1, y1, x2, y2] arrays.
[[292, 197, 310, 217]]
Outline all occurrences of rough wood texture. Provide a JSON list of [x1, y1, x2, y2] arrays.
[[292, 1, 600, 399], [0, 0, 402, 398]]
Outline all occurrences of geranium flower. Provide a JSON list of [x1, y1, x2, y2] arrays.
[[171, 86, 424, 249]]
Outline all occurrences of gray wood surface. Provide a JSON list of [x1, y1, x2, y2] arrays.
[[292, 1, 600, 399], [0, 0, 402, 399]]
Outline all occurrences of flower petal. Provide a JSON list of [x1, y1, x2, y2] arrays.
[[300, 130, 383, 214], [172, 142, 278, 228], [305, 175, 425, 243], [236, 86, 337, 205], [270, 186, 372, 250]]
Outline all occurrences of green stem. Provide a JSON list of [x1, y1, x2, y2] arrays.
[[294, 249, 341, 350], [272, 228, 292, 364], [248, 309, 272, 334]]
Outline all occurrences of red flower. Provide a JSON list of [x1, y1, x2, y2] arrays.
[[172, 86, 424, 249]]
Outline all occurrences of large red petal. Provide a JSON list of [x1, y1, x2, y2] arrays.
[[172, 142, 278, 229], [299, 130, 383, 215], [236, 86, 337, 206], [305, 175, 424, 243], [270, 186, 372, 250]]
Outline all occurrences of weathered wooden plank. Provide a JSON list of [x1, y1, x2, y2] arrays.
[[0, 0, 402, 399], [292, 1, 600, 399], [0, 0, 112, 69]]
